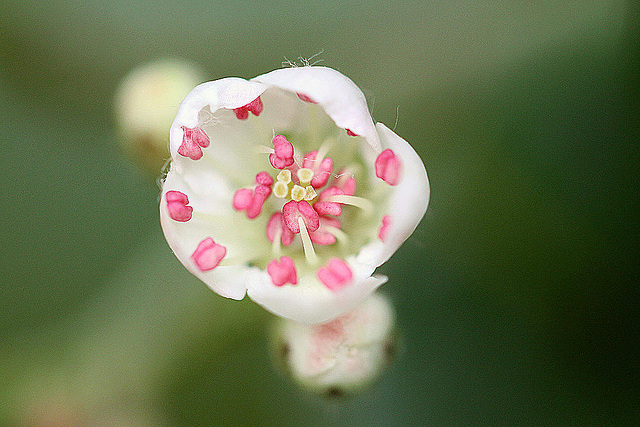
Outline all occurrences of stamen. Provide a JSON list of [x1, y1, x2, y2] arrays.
[[267, 256, 298, 286], [327, 195, 373, 214], [298, 217, 318, 265], [325, 226, 349, 245], [255, 172, 274, 187], [191, 238, 227, 272], [297, 93, 317, 103], [166, 190, 193, 222], [266, 212, 294, 248], [317, 258, 353, 291], [309, 217, 341, 246], [303, 150, 333, 188], [379, 215, 392, 241], [271, 228, 282, 257], [282, 200, 320, 233], [257, 145, 275, 154], [177, 126, 210, 160], [233, 96, 263, 120], [375, 149, 402, 186], [270, 135, 295, 169]]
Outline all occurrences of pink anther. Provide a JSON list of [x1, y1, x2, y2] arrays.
[[232, 188, 253, 211], [378, 215, 392, 242], [333, 170, 356, 196], [178, 126, 210, 160], [267, 256, 298, 287], [375, 149, 402, 186], [282, 200, 320, 233], [310, 216, 341, 246], [313, 201, 342, 217], [255, 171, 274, 187], [345, 129, 358, 137], [233, 185, 271, 219], [297, 93, 317, 103], [266, 212, 295, 247], [233, 96, 263, 120], [191, 237, 226, 272], [303, 150, 333, 188], [246, 184, 271, 219], [166, 190, 193, 222], [317, 258, 353, 291], [269, 135, 295, 169], [314, 187, 344, 216]]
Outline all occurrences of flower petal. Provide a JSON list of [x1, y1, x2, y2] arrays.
[[375, 123, 430, 264], [169, 78, 267, 170], [253, 67, 380, 151], [246, 259, 387, 325], [160, 171, 261, 300]]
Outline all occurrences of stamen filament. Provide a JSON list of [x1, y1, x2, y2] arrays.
[[298, 217, 318, 265], [327, 195, 374, 214], [325, 226, 349, 245], [272, 229, 282, 257], [257, 145, 275, 154]]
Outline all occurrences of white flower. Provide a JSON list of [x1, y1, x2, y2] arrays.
[[160, 66, 429, 324], [272, 292, 396, 395]]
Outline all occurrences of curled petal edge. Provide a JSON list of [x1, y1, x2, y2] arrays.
[[253, 66, 381, 151]]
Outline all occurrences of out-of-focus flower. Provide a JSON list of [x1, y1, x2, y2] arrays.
[[115, 59, 205, 174], [272, 293, 396, 396], [160, 66, 429, 324]]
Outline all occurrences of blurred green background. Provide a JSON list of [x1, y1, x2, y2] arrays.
[[1, 0, 638, 425]]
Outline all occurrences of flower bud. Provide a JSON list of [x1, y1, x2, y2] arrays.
[[114, 59, 205, 175], [271, 293, 396, 397]]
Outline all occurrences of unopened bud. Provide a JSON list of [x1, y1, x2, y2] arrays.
[[114, 59, 205, 175], [272, 293, 396, 397]]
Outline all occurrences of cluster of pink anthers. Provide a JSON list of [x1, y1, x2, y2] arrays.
[[167, 110, 400, 291]]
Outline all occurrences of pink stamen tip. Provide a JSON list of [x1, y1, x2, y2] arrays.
[[313, 201, 342, 217], [178, 126, 210, 160], [165, 190, 193, 222], [266, 212, 295, 246], [232, 188, 253, 211], [269, 135, 295, 169], [303, 151, 334, 188], [315, 187, 345, 217], [233, 107, 249, 120], [246, 185, 271, 219], [379, 215, 392, 241], [267, 256, 298, 287], [233, 96, 263, 120], [375, 149, 402, 186], [297, 93, 317, 103], [310, 216, 341, 246], [282, 200, 320, 234], [346, 129, 358, 137], [191, 237, 226, 272], [333, 170, 356, 196], [255, 171, 274, 187], [317, 258, 353, 291], [246, 96, 263, 116]]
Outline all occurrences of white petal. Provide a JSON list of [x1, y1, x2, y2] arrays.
[[246, 266, 387, 325], [253, 67, 381, 151], [161, 171, 261, 300], [375, 123, 430, 264], [169, 77, 267, 171]]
